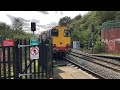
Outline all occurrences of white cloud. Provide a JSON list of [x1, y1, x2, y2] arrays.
[[37, 11, 49, 14], [0, 11, 88, 34]]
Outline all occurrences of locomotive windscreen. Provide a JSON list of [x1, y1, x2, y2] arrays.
[[64, 30, 71, 37], [51, 29, 58, 36]]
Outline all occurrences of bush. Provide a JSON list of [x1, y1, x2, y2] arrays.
[[93, 39, 104, 53]]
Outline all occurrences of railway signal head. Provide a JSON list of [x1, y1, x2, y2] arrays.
[[91, 24, 95, 33], [31, 22, 36, 31]]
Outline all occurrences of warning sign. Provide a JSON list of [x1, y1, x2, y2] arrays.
[[30, 46, 39, 59], [2, 40, 14, 46]]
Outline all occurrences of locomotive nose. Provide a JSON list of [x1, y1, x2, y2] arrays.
[[60, 41, 62, 44]]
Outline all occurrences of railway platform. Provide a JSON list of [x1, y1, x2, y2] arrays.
[[53, 66, 96, 79]]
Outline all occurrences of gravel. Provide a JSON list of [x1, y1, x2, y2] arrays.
[[66, 54, 120, 79], [71, 49, 120, 66], [53, 58, 69, 66]]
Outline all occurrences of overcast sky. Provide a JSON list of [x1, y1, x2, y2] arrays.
[[0, 11, 88, 34]]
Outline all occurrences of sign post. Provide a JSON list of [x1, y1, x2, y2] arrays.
[[30, 22, 40, 60], [31, 22, 36, 40]]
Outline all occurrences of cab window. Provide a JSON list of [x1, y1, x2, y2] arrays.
[[51, 29, 58, 36], [64, 30, 71, 37]]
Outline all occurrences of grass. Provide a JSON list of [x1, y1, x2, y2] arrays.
[[0, 60, 47, 79], [1, 64, 14, 79], [1, 55, 52, 79], [81, 48, 120, 56], [94, 53, 120, 56]]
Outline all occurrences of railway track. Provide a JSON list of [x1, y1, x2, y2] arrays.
[[65, 50, 120, 79], [70, 51, 120, 73], [53, 50, 120, 79], [53, 58, 69, 67]]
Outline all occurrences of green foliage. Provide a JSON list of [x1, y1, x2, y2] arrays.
[[59, 16, 72, 26], [12, 31, 32, 40], [93, 35, 104, 53], [12, 17, 24, 31], [72, 14, 82, 22], [115, 11, 120, 20], [96, 11, 117, 24], [66, 11, 120, 53], [0, 18, 32, 40], [101, 20, 120, 30]]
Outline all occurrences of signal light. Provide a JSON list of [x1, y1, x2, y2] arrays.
[[91, 24, 95, 33], [31, 22, 36, 31]]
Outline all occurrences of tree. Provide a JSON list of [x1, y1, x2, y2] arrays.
[[0, 22, 11, 38], [0, 22, 10, 30], [115, 11, 120, 20], [12, 17, 24, 31], [59, 16, 72, 26], [73, 14, 82, 21], [66, 11, 120, 53], [96, 11, 117, 24], [0, 20, 32, 40]]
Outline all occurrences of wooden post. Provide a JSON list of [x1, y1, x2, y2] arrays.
[[0, 48, 2, 62]]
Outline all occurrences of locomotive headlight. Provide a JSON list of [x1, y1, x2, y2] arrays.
[[66, 44, 70, 47], [53, 44, 56, 47]]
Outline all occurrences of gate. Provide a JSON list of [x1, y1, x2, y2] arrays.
[[0, 39, 53, 79]]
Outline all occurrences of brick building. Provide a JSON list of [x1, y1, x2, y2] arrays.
[[101, 20, 120, 53]]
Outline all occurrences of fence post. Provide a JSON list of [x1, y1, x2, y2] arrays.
[[41, 39, 44, 78], [38, 42, 41, 79], [0, 48, 2, 79], [19, 39, 22, 79], [45, 39, 53, 79], [15, 39, 20, 79], [3, 47, 6, 79]]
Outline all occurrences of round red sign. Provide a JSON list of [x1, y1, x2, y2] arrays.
[[30, 47, 39, 56]]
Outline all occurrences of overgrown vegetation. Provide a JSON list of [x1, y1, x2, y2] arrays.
[[59, 11, 120, 53], [0, 17, 32, 40]]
